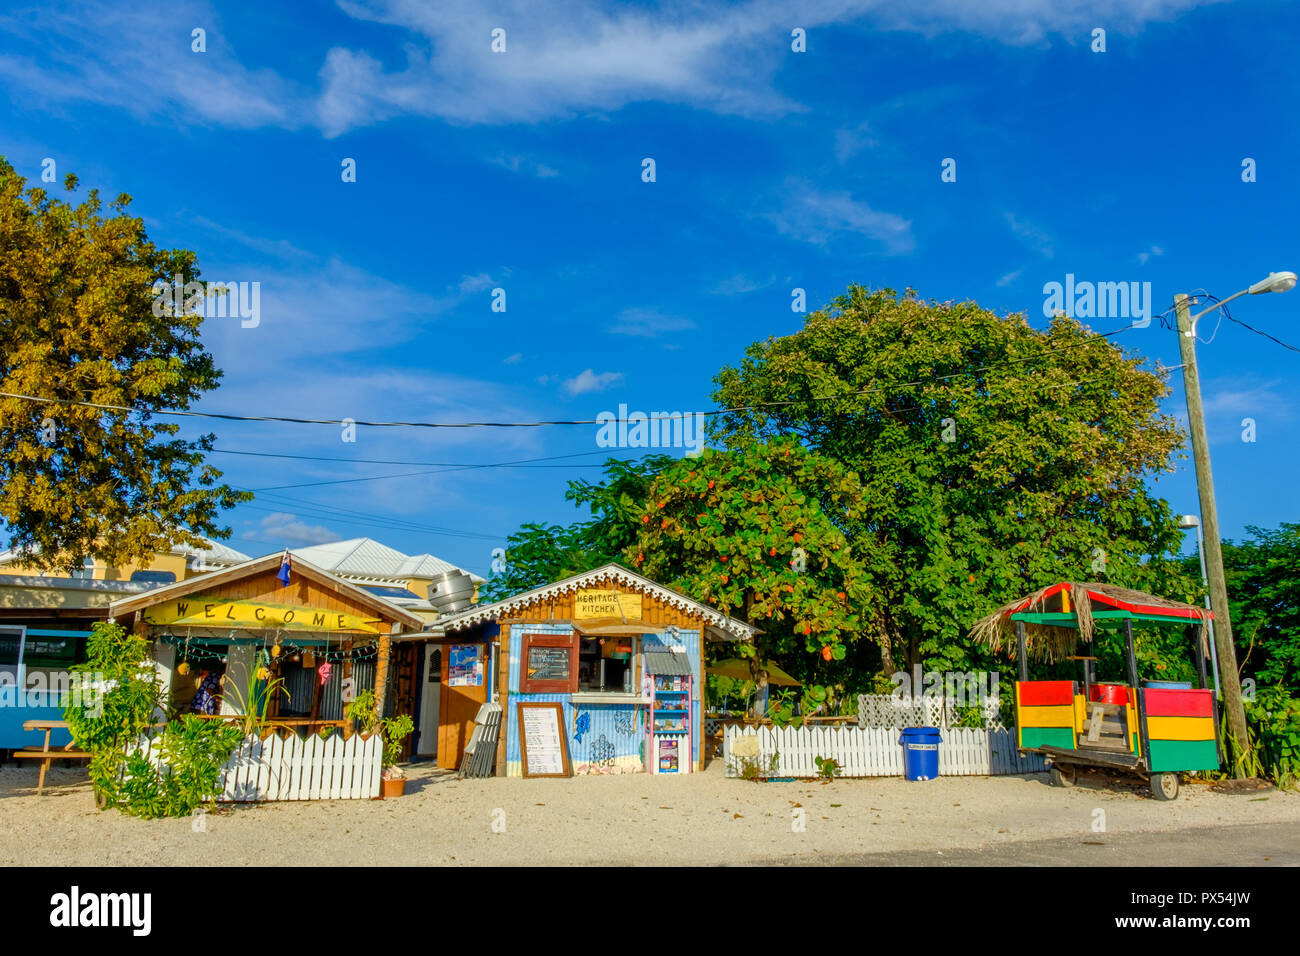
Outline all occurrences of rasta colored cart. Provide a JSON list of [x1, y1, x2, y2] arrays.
[[972, 582, 1221, 801]]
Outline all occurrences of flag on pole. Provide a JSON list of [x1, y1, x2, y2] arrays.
[[277, 551, 292, 587]]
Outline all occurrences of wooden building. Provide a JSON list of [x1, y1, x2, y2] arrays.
[[108, 552, 424, 723], [392, 564, 756, 775]]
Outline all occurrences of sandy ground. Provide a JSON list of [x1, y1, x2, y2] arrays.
[[2, 760, 1297, 866]]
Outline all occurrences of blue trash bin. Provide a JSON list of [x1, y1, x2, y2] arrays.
[[899, 726, 942, 781]]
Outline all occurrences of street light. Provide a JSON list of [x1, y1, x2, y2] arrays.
[[1177, 514, 1220, 695], [1173, 271, 1294, 767]]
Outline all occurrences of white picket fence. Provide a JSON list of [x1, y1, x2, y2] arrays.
[[856, 693, 1003, 730], [723, 724, 1045, 778], [136, 731, 383, 801]]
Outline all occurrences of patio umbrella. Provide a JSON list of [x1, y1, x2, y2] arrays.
[[706, 658, 802, 686]]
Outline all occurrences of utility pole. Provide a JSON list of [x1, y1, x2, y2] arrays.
[[1173, 293, 1250, 768]]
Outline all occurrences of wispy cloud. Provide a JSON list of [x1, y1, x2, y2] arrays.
[[996, 268, 1023, 287], [712, 273, 779, 296], [0, 1, 1216, 135], [563, 368, 625, 395], [609, 307, 695, 338], [1137, 245, 1165, 265], [768, 182, 914, 254], [1004, 212, 1054, 258], [489, 153, 560, 178], [246, 512, 339, 547], [834, 121, 879, 164]]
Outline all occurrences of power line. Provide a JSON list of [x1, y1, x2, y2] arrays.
[[0, 321, 1143, 431], [1226, 316, 1300, 354], [210, 448, 614, 467]]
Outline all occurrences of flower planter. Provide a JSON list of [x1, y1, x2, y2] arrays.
[[379, 776, 406, 799]]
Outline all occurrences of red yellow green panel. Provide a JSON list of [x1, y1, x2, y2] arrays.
[[1147, 716, 1215, 741], [1019, 727, 1075, 750], [1147, 738, 1219, 772], [1019, 705, 1075, 728]]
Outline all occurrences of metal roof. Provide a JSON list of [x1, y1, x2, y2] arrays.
[[290, 538, 484, 584], [644, 651, 692, 676]]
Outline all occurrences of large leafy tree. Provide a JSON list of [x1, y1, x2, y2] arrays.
[[0, 158, 248, 571], [1207, 523, 1300, 690], [710, 286, 1200, 676]]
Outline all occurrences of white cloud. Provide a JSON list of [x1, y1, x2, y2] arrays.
[[490, 153, 560, 178], [834, 121, 879, 164], [1137, 245, 1165, 265], [996, 268, 1023, 287], [712, 273, 778, 296], [768, 182, 913, 254], [247, 512, 339, 547], [0, 1, 1218, 134], [503, 352, 524, 364], [563, 368, 625, 395], [1004, 212, 1054, 258], [609, 307, 695, 338]]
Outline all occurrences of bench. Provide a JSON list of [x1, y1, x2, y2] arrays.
[[15, 721, 90, 796]]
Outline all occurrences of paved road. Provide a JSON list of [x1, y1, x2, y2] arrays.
[[764, 821, 1300, 866]]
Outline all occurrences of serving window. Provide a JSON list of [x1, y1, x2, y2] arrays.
[[520, 632, 578, 694], [578, 635, 638, 693]]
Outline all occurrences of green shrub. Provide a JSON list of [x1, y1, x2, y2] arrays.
[[1244, 686, 1300, 788], [63, 621, 244, 817]]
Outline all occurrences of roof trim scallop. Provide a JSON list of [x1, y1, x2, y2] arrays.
[[428, 563, 756, 640]]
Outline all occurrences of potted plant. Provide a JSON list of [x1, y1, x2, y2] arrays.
[[378, 714, 414, 798], [345, 691, 415, 798]]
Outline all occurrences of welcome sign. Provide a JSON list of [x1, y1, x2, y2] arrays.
[[141, 597, 383, 633], [573, 589, 642, 620]]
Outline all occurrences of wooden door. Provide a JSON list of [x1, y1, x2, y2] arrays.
[[391, 643, 419, 761], [438, 642, 487, 769]]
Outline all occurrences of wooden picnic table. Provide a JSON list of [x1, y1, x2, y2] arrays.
[[14, 720, 91, 796]]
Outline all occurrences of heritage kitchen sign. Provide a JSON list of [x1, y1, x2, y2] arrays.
[[573, 589, 642, 621], [141, 597, 383, 633]]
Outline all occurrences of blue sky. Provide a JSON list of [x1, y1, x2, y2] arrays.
[[2, 0, 1298, 578]]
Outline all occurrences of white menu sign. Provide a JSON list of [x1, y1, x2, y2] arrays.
[[520, 704, 569, 777]]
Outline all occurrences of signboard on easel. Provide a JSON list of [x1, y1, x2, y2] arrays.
[[518, 702, 571, 778]]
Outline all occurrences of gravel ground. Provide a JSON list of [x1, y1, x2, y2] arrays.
[[2, 760, 1297, 866]]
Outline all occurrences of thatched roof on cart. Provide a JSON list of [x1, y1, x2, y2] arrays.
[[969, 581, 1211, 663]]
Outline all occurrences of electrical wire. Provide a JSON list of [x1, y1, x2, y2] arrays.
[[0, 320, 1143, 432]]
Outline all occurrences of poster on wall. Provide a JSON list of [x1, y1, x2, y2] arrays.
[[448, 643, 483, 686], [518, 702, 571, 778]]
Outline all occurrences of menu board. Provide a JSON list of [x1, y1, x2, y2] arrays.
[[448, 643, 483, 687], [518, 702, 570, 778], [526, 644, 571, 684]]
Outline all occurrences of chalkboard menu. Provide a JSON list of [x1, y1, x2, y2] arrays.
[[521, 633, 577, 693], [518, 702, 570, 777], [526, 645, 571, 683]]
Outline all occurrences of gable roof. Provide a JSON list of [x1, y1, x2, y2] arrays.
[[107, 551, 425, 630], [290, 538, 484, 584], [423, 563, 758, 641]]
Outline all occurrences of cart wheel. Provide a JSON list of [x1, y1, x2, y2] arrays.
[[1049, 764, 1076, 788], [1151, 772, 1179, 801]]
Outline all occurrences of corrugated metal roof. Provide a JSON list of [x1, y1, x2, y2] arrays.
[[290, 538, 481, 583], [644, 651, 692, 676]]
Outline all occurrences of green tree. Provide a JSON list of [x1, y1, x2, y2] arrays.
[[626, 440, 884, 718], [1208, 523, 1300, 689], [710, 286, 1200, 676], [0, 158, 249, 571]]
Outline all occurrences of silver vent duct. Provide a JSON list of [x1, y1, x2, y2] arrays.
[[427, 569, 476, 614]]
